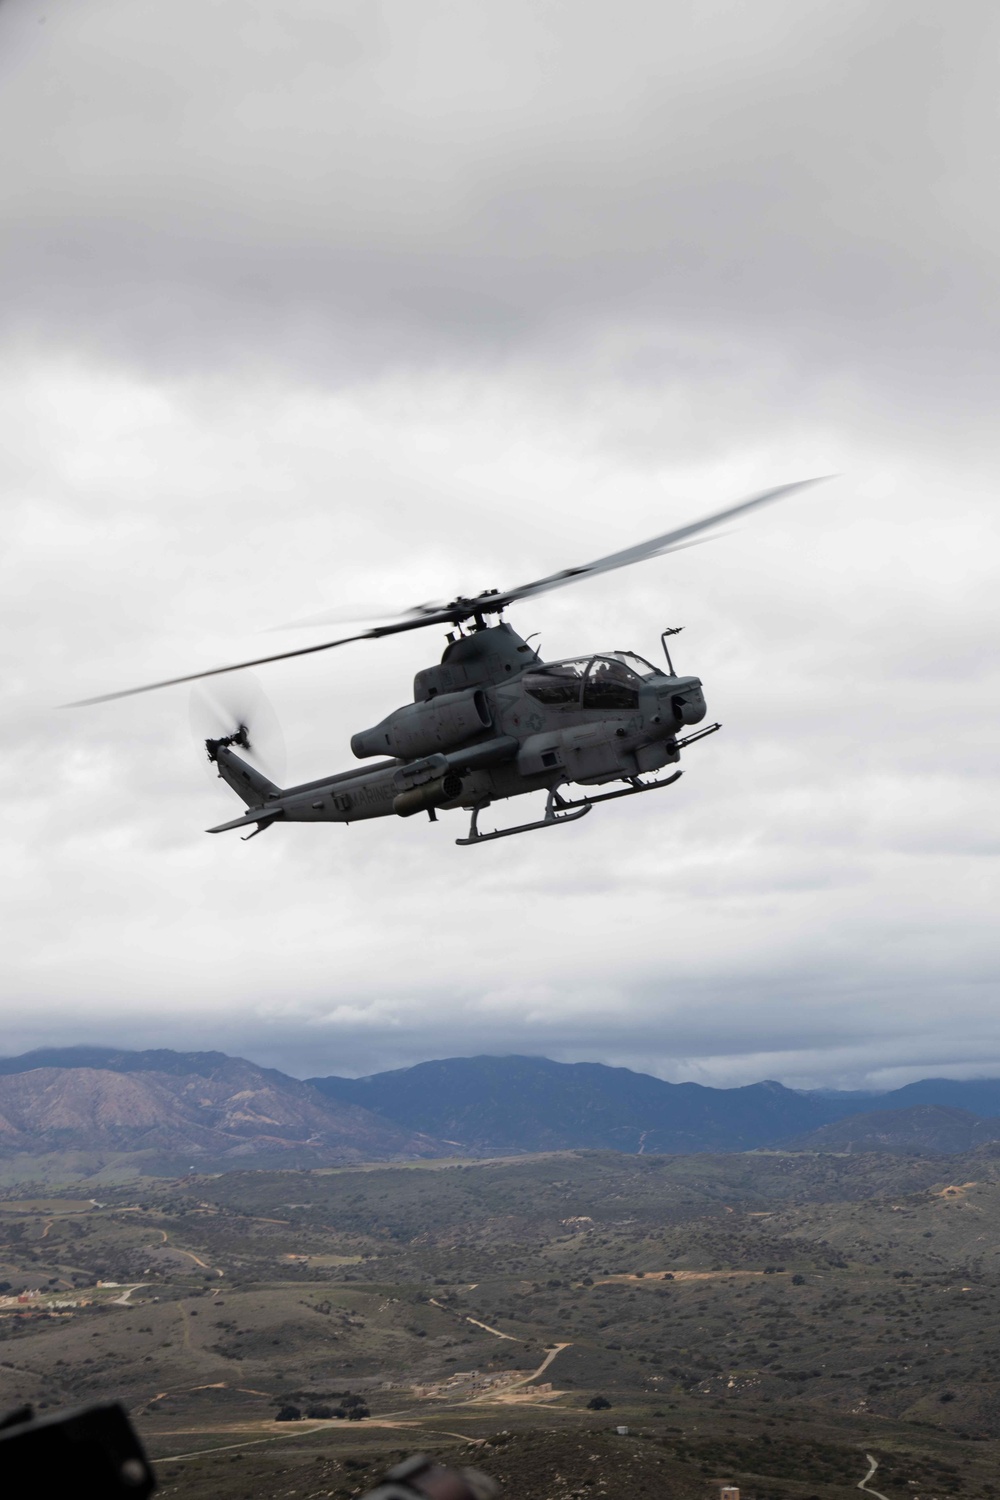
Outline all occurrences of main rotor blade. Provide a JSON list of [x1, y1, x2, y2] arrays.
[[272, 477, 828, 636], [269, 600, 445, 633], [480, 476, 831, 614], [66, 476, 829, 707], [64, 610, 459, 706]]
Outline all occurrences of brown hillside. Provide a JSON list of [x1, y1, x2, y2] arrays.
[[0, 1064, 447, 1163]]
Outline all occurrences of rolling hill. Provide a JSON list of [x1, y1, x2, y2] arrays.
[[782, 1103, 1000, 1155], [0, 1052, 448, 1170]]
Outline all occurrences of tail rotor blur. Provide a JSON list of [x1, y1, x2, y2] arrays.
[[188, 672, 286, 785]]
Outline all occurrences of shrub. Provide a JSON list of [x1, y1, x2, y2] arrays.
[[587, 1395, 612, 1410]]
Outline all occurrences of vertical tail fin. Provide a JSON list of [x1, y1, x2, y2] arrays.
[[208, 740, 281, 807]]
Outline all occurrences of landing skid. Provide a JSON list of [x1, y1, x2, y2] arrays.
[[559, 768, 682, 810], [456, 783, 591, 845], [455, 769, 684, 846]]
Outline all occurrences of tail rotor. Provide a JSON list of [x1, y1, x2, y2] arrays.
[[188, 672, 286, 784]]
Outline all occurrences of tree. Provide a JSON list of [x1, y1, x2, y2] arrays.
[[587, 1395, 612, 1410], [346, 1404, 370, 1420], [275, 1405, 301, 1422]]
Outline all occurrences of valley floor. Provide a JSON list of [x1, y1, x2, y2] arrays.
[[3, 1148, 1000, 1499]]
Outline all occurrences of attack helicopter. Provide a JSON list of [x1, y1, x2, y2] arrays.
[[74, 478, 825, 845]]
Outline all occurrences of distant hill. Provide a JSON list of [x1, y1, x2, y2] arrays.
[[307, 1054, 846, 1152], [782, 1104, 1000, 1155], [308, 1056, 1000, 1155], [865, 1077, 1000, 1117], [4, 1047, 1000, 1169], [0, 1046, 289, 1084], [0, 1052, 449, 1171]]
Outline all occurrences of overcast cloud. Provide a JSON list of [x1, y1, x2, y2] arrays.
[[1, 0, 997, 1090]]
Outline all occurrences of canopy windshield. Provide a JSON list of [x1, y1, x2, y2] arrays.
[[522, 653, 658, 709], [522, 659, 589, 705], [604, 651, 659, 677]]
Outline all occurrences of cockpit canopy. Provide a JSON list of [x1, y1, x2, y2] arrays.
[[522, 652, 661, 710]]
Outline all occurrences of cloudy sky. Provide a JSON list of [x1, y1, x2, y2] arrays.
[[2, 0, 997, 1090]]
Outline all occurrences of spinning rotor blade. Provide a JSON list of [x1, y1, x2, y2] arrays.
[[269, 600, 445, 632], [66, 614, 457, 706], [481, 476, 830, 613], [283, 477, 829, 633], [67, 476, 829, 706], [271, 606, 384, 630], [189, 674, 286, 783]]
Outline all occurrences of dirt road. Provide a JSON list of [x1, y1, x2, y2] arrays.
[[857, 1453, 890, 1500]]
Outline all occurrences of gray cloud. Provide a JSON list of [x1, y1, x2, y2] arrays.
[[1, 2, 998, 413], [0, 0, 997, 1092]]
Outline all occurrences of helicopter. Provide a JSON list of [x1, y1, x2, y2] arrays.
[[74, 478, 825, 845]]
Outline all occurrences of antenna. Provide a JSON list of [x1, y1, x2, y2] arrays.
[[661, 626, 684, 674]]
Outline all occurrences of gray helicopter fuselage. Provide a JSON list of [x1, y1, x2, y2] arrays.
[[207, 622, 708, 836], [76, 478, 819, 843]]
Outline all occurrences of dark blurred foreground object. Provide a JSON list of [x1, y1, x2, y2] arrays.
[[0, 1401, 155, 1496], [364, 1454, 498, 1500], [0, 1399, 491, 1500]]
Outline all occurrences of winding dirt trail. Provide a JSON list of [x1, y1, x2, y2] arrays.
[[113, 1283, 147, 1305], [174, 1247, 212, 1269], [147, 1226, 223, 1275], [463, 1315, 517, 1341], [468, 1342, 572, 1406], [428, 1297, 516, 1341], [858, 1453, 891, 1500]]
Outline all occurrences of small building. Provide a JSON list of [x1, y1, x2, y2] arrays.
[[616, 1425, 629, 1436], [720, 1486, 740, 1500]]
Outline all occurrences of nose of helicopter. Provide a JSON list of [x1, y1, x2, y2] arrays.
[[652, 675, 706, 727]]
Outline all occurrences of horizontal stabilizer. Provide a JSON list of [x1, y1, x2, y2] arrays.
[[207, 807, 283, 834]]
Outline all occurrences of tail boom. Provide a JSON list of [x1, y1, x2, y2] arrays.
[[206, 745, 401, 834]]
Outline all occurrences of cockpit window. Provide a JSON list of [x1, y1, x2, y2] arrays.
[[605, 651, 659, 677], [583, 656, 641, 711], [522, 659, 589, 706]]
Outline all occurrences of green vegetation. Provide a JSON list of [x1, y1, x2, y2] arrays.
[[3, 1147, 1000, 1498]]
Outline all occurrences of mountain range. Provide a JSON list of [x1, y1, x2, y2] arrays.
[[307, 1054, 1000, 1154], [1, 1046, 1000, 1171]]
